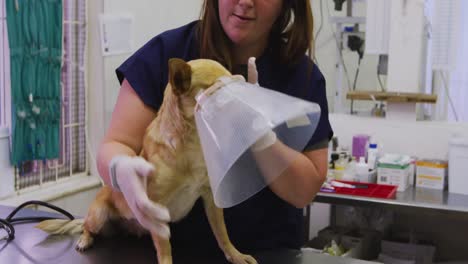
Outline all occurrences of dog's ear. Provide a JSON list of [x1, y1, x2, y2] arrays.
[[168, 58, 192, 95]]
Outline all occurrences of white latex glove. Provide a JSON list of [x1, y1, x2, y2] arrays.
[[109, 155, 171, 238], [247, 57, 259, 85], [248, 57, 277, 152]]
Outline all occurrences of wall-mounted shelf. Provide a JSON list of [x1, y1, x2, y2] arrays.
[[346, 91, 437, 104]]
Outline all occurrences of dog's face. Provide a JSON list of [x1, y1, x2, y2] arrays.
[[148, 59, 232, 154], [168, 58, 231, 117]]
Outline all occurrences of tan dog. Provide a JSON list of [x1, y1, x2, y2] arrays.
[[36, 58, 257, 264]]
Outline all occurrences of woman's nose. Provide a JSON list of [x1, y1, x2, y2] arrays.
[[237, 0, 254, 9]]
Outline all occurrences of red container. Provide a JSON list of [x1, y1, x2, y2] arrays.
[[322, 180, 398, 199]]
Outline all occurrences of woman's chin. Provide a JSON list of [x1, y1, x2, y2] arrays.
[[229, 35, 252, 47]]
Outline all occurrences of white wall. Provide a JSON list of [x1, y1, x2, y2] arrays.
[[102, 0, 203, 127], [387, 0, 426, 94], [330, 113, 468, 160], [87, 0, 105, 179]]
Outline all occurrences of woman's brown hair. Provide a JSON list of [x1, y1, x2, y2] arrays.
[[197, 0, 314, 71]]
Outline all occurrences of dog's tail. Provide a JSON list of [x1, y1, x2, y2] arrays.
[[35, 219, 84, 235]]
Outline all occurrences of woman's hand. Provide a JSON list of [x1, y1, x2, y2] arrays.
[[247, 57, 277, 152], [110, 155, 171, 239]]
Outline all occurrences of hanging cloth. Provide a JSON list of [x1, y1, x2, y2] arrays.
[[6, 0, 62, 164]]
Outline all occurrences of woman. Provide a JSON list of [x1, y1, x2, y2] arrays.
[[97, 0, 333, 253]]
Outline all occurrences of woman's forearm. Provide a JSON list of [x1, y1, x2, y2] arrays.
[[253, 141, 327, 208], [96, 140, 138, 186]]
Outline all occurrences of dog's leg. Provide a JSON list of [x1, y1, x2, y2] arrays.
[[76, 187, 115, 251], [151, 232, 172, 264], [201, 190, 257, 264]]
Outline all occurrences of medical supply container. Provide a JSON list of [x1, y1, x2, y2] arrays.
[[415, 159, 448, 190], [448, 137, 468, 195], [377, 154, 411, 192], [334, 153, 348, 180], [352, 134, 369, 159], [367, 142, 379, 170], [356, 157, 370, 183]]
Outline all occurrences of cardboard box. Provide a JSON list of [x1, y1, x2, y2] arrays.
[[416, 160, 448, 190]]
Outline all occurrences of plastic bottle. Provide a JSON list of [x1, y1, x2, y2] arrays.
[[343, 157, 357, 181], [356, 157, 369, 182], [367, 142, 379, 170], [334, 153, 348, 180]]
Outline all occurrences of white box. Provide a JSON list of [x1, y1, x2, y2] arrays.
[[378, 165, 410, 192], [377, 154, 411, 192], [449, 137, 468, 195]]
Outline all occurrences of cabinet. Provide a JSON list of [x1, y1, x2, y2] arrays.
[[306, 187, 468, 262]]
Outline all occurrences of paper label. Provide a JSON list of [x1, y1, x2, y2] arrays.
[[286, 115, 311, 128]]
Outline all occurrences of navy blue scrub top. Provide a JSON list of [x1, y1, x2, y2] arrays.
[[116, 21, 334, 252]]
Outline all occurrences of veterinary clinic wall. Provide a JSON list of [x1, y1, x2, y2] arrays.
[[102, 0, 203, 127], [311, 0, 381, 114], [314, 0, 468, 122]]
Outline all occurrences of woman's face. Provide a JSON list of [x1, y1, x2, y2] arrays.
[[218, 0, 283, 48]]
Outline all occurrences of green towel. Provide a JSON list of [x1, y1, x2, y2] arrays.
[[6, 0, 62, 164]]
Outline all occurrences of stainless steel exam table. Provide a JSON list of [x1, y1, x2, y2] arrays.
[[0, 205, 378, 264]]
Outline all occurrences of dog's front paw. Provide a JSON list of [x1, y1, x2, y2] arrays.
[[75, 233, 93, 252], [225, 249, 257, 264]]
